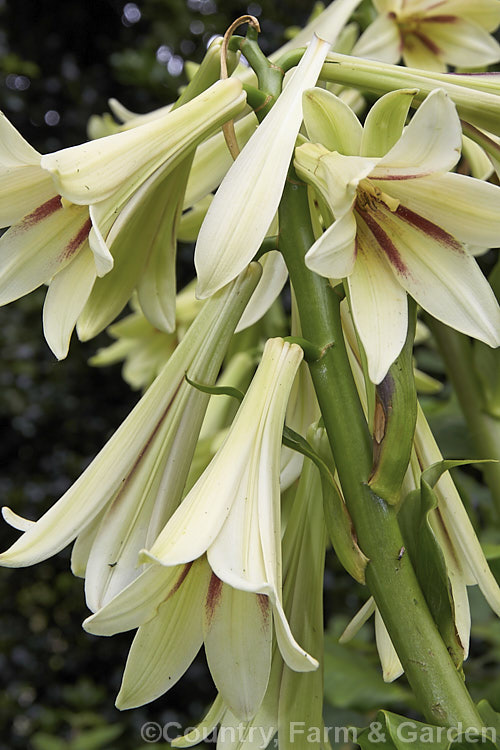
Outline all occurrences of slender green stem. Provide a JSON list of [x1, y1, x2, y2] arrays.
[[278, 175, 483, 730], [426, 318, 500, 520]]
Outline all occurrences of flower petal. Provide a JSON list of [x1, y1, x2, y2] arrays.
[[434, 0, 500, 32], [361, 89, 416, 158], [347, 218, 409, 384], [115, 558, 210, 709], [303, 87, 363, 154], [422, 18, 500, 68], [235, 251, 288, 333], [84, 563, 192, 635], [273, 0, 364, 54], [272, 597, 319, 672], [195, 35, 331, 299], [204, 578, 272, 720], [0, 198, 91, 306], [375, 203, 500, 347], [43, 244, 96, 360], [305, 210, 357, 279], [374, 608, 404, 682], [170, 696, 226, 748], [375, 171, 500, 248], [41, 79, 246, 205], [401, 34, 448, 72], [373, 89, 462, 178], [352, 14, 402, 63]]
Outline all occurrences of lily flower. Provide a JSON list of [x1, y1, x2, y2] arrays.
[[353, 0, 500, 71], [296, 87, 500, 384], [169, 425, 327, 748], [85, 401, 324, 726], [0, 266, 260, 614], [0, 113, 99, 359], [39, 79, 246, 337], [194, 35, 331, 299]]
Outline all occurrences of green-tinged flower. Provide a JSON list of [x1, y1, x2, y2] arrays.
[[0, 113, 99, 359], [89, 283, 203, 391], [194, 35, 331, 299], [353, 0, 500, 71], [84, 338, 317, 717], [296, 87, 500, 383], [170, 424, 327, 748], [0, 266, 260, 615], [39, 79, 246, 337]]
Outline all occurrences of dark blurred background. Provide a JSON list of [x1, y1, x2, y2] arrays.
[[1, 2, 500, 749]]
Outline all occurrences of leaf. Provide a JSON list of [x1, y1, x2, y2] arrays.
[[357, 710, 498, 749], [184, 373, 244, 402]]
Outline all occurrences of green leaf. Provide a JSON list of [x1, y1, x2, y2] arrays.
[[184, 373, 244, 402], [357, 710, 498, 749]]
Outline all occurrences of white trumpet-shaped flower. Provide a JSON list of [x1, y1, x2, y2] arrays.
[[0, 113, 98, 359], [39, 79, 246, 337], [296, 87, 500, 384], [84, 344, 319, 720], [353, 0, 500, 71], [0, 267, 260, 614], [194, 35, 331, 299], [142, 338, 316, 672]]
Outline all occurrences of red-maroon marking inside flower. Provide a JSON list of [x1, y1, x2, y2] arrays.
[[420, 14, 457, 23], [257, 593, 270, 630], [60, 217, 92, 261], [21, 195, 61, 228], [358, 208, 409, 276], [164, 562, 193, 603], [395, 204, 463, 251], [411, 30, 442, 55], [205, 573, 223, 623]]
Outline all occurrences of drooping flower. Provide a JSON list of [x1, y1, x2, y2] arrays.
[[84, 338, 317, 718], [0, 266, 260, 615], [39, 79, 246, 339], [295, 87, 500, 383], [0, 113, 99, 359], [353, 0, 500, 71]]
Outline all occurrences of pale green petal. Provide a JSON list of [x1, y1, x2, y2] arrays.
[[178, 195, 213, 242], [461, 134, 495, 180], [0, 166, 55, 228], [374, 608, 404, 682], [116, 558, 210, 709], [361, 89, 416, 158], [347, 221, 409, 384], [235, 251, 288, 333], [423, 18, 500, 67], [415, 406, 500, 618], [272, 0, 364, 55], [171, 696, 226, 748], [376, 171, 500, 248], [195, 36, 331, 299], [373, 89, 461, 178], [204, 581, 272, 720], [339, 597, 376, 642], [70, 509, 106, 579], [375, 203, 500, 347], [401, 34, 448, 72], [0, 198, 91, 305], [183, 113, 258, 209], [1, 507, 35, 532], [272, 597, 319, 672], [43, 245, 96, 360], [305, 210, 357, 279], [352, 14, 402, 63], [303, 87, 363, 154], [433, 0, 500, 31], [83, 563, 190, 635], [41, 79, 246, 205]]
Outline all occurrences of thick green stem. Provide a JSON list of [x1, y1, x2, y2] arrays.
[[426, 318, 500, 520], [278, 176, 483, 730]]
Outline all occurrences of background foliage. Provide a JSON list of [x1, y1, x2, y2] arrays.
[[1, 1, 499, 749]]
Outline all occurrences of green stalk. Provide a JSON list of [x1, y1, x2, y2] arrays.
[[278, 175, 483, 730], [425, 318, 500, 520]]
